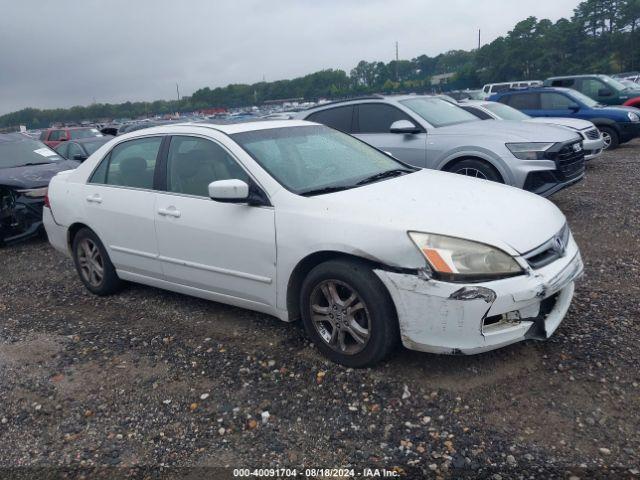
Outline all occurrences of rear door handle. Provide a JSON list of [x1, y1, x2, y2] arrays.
[[86, 194, 102, 204], [158, 207, 181, 218]]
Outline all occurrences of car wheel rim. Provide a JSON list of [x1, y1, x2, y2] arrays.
[[601, 131, 612, 149], [309, 280, 371, 355], [77, 238, 104, 287], [456, 167, 488, 179]]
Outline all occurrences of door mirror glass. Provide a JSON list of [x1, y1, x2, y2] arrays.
[[598, 88, 613, 97], [389, 119, 420, 134], [208, 179, 249, 202]]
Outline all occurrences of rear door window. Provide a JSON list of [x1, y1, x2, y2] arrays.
[[504, 93, 540, 110], [90, 137, 162, 189], [306, 106, 354, 133]]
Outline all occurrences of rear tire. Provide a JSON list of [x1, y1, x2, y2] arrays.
[[446, 159, 502, 182], [598, 126, 619, 150], [72, 228, 123, 296], [300, 259, 399, 368]]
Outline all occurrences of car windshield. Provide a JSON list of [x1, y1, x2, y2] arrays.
[[0, 134, 63, 168], [601, 75, 629, 91], [70, 128, 103, 140], [232, 125, 415, 195], [483, 102, 531, 120], [83, 139, 109, 154], [400, 97, 479, 127], [566, 89, 599, 107]]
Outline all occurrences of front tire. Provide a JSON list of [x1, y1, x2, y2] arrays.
[[300, 259, 399, 368], [72, 228, 123, 296], [599, 126, 619, 150], [446, 159, 502, 182]]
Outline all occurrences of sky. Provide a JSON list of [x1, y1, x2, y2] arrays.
[[0, 0, 581, 115]]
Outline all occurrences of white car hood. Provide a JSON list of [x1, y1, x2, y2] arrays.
[[526, 117, 595, 130], [306, 169, 565, 255], [433, 120, 581, 142]]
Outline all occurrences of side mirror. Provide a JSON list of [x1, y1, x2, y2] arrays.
[[598, 88, 613, 97], [73, 154, 87, 161], [389, 119, 420, 134], [59, 137, 68, 142], [208, 179, 249, 203], [569, 105, 580, 112]]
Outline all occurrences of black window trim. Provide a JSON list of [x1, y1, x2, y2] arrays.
[[353, 102, 425, 134]]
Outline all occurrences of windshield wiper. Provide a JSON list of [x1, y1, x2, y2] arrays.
[[299, 185, 356, 197], [356, 168, 414, 186], [19, 162, 52, 166]]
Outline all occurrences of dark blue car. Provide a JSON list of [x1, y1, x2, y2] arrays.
[[489, 87, 640, 150]]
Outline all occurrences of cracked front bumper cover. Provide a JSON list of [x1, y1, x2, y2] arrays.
[[375, 240, 583, 355]]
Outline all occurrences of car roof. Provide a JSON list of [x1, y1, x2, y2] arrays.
[[117, 119, 318, 138], [546, 74, 605, 80], [45, 126, 97, 131], [494, 86, 574, 95]]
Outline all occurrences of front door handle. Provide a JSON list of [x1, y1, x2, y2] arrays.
[[86, 194, 102, 204], [158, 207, 181, 218]]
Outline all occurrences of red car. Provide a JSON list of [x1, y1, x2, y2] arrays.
[[39, 127, 104, 148]]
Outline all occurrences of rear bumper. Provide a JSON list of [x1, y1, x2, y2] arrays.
[[43, 207, 70, 256], [375, 238, 583, 355]]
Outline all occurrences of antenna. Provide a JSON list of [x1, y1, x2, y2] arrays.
[[176, 83, 180, 101]]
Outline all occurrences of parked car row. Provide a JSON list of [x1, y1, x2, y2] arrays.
[[7, 88, 636, 366]]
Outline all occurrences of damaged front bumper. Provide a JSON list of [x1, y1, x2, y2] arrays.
[[0, 188, 46, 245], [374, 239, 583, 355]]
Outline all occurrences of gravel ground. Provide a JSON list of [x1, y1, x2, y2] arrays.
[[0, 142, 639, 479]]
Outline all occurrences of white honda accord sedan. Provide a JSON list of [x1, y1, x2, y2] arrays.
[[44, 120, 583, 367]]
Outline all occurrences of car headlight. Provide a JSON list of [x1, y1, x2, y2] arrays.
[[506, 142, 555, 160], [16, 187, 48, 198], [408, 232, 523, 282], [627, 112, 640, 122]]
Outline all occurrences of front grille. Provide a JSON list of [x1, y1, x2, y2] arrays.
[[523, 224, 570, 270], [546, 140, 586, 180], [583, 128, 601, 140]]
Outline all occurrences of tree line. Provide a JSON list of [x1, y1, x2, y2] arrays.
[[2, 0, 639, 129]]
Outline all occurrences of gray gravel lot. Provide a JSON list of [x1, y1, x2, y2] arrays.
[[1, 142, 639, 479]]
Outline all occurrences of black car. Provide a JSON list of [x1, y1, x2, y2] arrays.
[[0, 133, 79, 245], [54, 136, 113, 161]]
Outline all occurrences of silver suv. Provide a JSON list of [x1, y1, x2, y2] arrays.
[[298, 95, 585, 197]]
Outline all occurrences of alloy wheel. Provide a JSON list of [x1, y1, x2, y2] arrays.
[[456, 167, 488, 179], [309, 280, 371, 355], [601, 131, 612, 149], [77, 238, 104, 287]]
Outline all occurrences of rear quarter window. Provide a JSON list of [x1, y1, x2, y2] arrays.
[[306, 106, 354, 133]]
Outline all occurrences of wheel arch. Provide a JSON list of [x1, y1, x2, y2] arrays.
[[67, 222, 93, 250], [440, 155, 506, 183], [286, 250, 394, 322]]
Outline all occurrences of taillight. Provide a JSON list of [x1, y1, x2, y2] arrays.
[[44, 193, 50, 208]]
